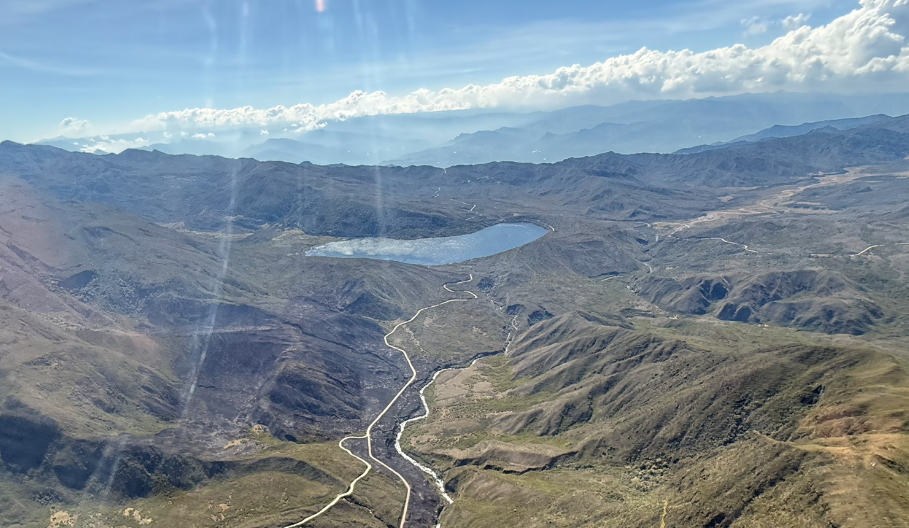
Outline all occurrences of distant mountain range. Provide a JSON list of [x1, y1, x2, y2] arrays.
[[386, 92, 909, 166], [677, 114, 896, 154], [9, 112, 909, 233], [33, 92, 909, 167]]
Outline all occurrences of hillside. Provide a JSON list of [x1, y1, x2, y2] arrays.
[[405, 314, 909, 527], [1, 115, 909, 527]]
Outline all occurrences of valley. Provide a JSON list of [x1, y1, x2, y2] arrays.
[[9, 0, 909, 525], [0, 114, 909, 528]]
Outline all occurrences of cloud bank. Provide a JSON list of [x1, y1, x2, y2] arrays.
[[109, 0, 908, 138], [78, 135, 148, 153]]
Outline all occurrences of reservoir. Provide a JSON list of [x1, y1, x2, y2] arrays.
[[306, 223, 548, 265]]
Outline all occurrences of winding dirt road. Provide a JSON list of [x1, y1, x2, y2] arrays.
[[853, 242, 909, 256], [283, 275, 477, 528]]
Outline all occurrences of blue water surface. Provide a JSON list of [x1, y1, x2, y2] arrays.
[[306, 223, 548, 265]]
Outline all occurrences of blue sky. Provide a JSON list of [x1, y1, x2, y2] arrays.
[[0, 0, 878, 142]]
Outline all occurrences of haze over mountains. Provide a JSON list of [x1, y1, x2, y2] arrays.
[[387, 92, 909, 166], [36, 92, 909, 167]]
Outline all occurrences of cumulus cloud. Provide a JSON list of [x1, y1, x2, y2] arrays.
[[121, 0, 909, 135], [191, 132, 216, 139], [783, 13, 812, 31], [60, 116, 89, 133]]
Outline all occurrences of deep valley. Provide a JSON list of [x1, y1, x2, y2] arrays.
[[1, 114, 909, 528]]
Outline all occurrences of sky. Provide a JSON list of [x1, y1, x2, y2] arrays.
[[1, 0, 906, 146]]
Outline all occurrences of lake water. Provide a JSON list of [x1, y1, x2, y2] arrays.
[[306, 223, 548, 265]]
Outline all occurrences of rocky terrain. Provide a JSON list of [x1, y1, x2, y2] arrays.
[[0, 114, 908, 527]]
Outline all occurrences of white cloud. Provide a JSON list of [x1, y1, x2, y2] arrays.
[[110, 0, 909, 137], [742, 16, 770, 35], [59, 116, 89, 133], [191, 132, 215, 139], [79, 136, 149, 153], [260, 129, 269, 135], [783, 12, 812, 30]]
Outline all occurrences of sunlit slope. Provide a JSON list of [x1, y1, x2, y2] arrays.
[[407, 314, 909, 527]]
